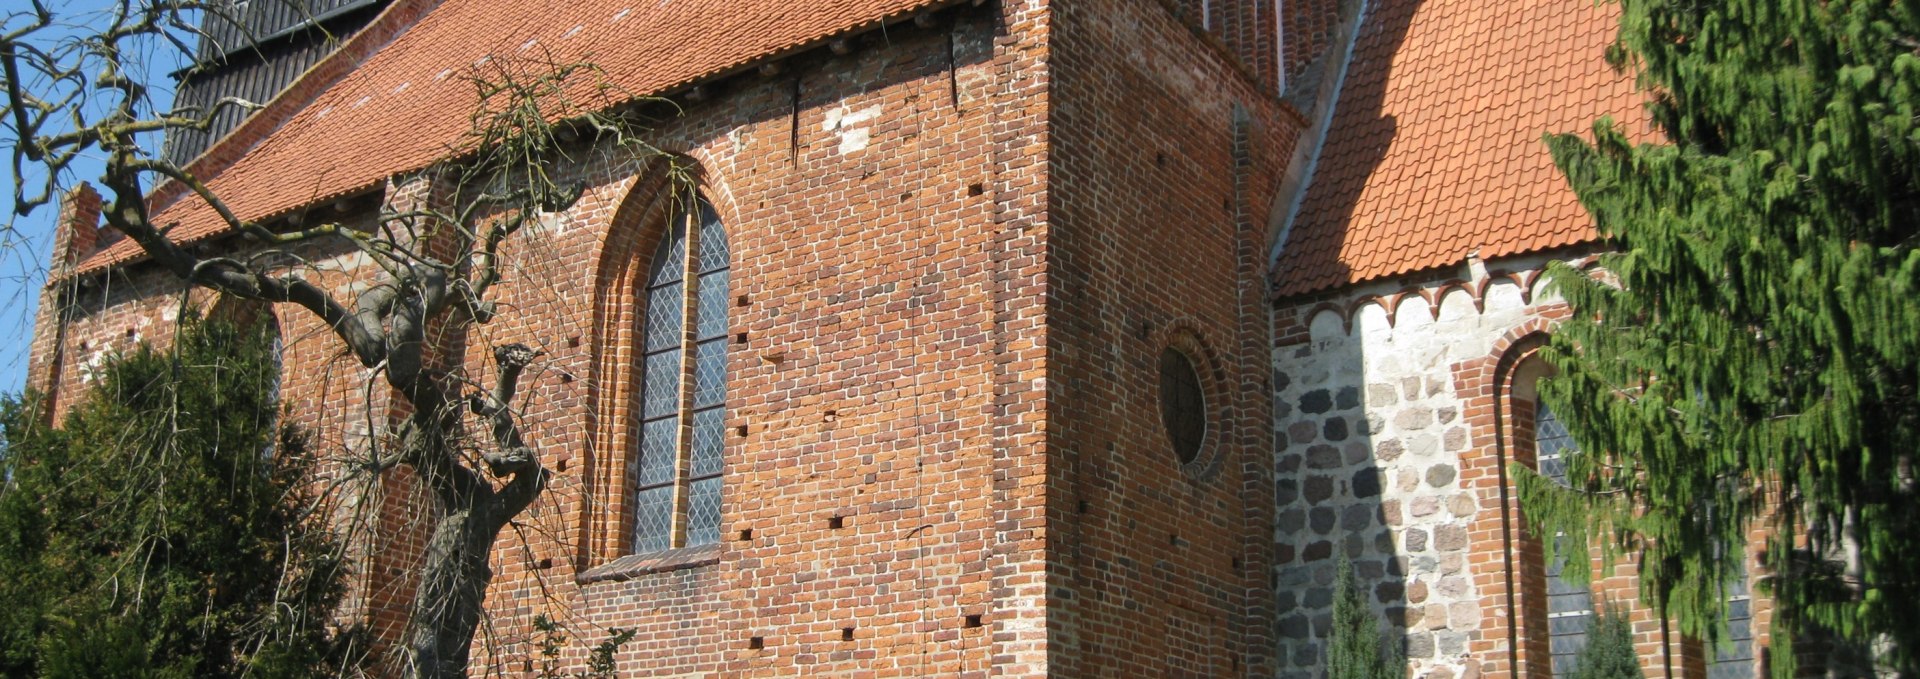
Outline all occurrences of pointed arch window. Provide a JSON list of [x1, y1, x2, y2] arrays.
[[631, 197, 729, 554]]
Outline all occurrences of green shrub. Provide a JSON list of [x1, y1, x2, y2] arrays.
[[0, 316, 361, 678], [1567, 607, 1645, 679], [1329, 557, 1405, 679]]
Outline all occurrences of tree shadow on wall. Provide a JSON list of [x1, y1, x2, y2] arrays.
[[1271, 0, 1434, 674]]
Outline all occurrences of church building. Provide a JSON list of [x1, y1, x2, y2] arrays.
[[25, 0, 1771, 676]]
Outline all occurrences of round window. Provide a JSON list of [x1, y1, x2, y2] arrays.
[[1158, 347, 1207, 465]]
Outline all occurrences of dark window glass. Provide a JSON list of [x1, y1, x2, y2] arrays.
[[1158, 347, 1206, 465], [1537, 401, 1595, 677]]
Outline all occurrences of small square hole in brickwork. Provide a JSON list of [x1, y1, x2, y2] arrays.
[[738, 528, 753, 541], [737, 294, 749, 307], [1077, 500, 1089, 514], [967, 182, 984, 196], [736, 332, 748, 345], [841, 627, 855, 641], [1231, 556, 1242, 570], [964, 614, 983, 629], [537, 557, 553, 569], [1168, 532, 1180, 546], [567, 335, 580, 348], [828, 516, 844, 530], [748, 637, 764, 650], [735, 424, 749, 437], [899, 191, 912, 201], [823, 409, 838, 423]]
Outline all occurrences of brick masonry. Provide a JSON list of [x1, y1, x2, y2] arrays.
[[25, 0, 1315, 675]]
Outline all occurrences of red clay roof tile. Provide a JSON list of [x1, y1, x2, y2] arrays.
[[1272, 0, 1648, 297], [80, 0, 952, 272]]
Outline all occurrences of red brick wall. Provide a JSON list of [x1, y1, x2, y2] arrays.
[[31, 5, 1056, 675], [453, 7, 1051, 675], [1279, 0, 1346, 84], [1051, 0, 1301, 675]]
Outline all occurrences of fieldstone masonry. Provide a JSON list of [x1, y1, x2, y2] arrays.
[[1274, 256, 1574, 679]]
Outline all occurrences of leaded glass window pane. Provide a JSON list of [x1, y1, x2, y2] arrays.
[[697, 205, 728, 274], [641, 349, 682, 419], [632, 485, 674, 554], [647, 220, 687, 287], [644, 282, 684, 351], [696, 269, 730, 340], [1710, 563, 1756, 678], [635, 416, 678, 486], [693, 339, 726, 409], [690, 408, 724, 478], [686, 477, 721, 547]]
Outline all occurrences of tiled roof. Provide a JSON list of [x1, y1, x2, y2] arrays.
[[1271, 0, 1649, 297], [81, 0, 951, 272]]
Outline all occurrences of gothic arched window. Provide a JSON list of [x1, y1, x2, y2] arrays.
[[1536, 401, 1597, 675], [631, 196, 729, 554]]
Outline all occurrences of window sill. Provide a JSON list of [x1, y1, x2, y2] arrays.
[[577, 543, 721, 584]]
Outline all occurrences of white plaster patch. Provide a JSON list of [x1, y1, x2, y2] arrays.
[[1396, 296, 1435, 330], [1483, 279, 1524, 311], [536, 210, 565, 236], [561, 24, 583, 40], [822, 103, 883, 155], [1436, 288, 1476, 322]]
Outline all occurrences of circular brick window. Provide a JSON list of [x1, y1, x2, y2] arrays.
[[1158, 346, 1207, 465]]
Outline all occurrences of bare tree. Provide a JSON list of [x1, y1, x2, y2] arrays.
[[2, 2, 679, 676]]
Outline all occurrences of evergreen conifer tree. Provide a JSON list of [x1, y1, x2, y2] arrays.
[[1567, 608, 1645, 679], [1525, 0, 1920, 675], [0, 316, 360, 678], [1329, 557, 1405, 679]]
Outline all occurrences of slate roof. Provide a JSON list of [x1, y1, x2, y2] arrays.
[[1271, 0, 1649, 297], [81, 0, 951, 272]]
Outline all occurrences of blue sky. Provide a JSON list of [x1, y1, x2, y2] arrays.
[[1, 1, 191, 394]]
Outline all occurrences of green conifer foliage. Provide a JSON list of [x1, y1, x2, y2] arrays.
[[1525, 0, 1920, 675], [0, 316, 360, 678], [1329, 557, 1405, 679], [1567, 608, 1646, 679]]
